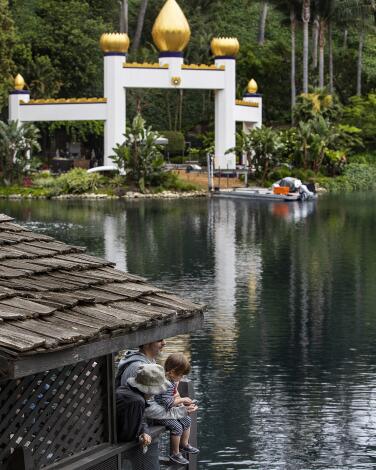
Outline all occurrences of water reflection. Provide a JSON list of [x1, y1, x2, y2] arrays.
[[269, 200, 316, 223], [2, 195, 376, 469], [104, 213, 127, 271]]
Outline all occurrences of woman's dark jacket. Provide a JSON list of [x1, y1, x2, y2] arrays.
[[116, 385, 150, 442]]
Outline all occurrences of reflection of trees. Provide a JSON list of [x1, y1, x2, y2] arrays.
[[0, 199, 110, 255], [235, 194, 376, 372], [124, 199, 212, 288]]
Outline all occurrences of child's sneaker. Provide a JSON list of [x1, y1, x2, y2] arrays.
[[169, 452, 189, 465], [180, 444, 200, 454]]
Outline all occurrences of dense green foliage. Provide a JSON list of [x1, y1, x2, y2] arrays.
[[1, 0, 375, 128], [344, 93, 376, 149], [319, 163, 376, 191], [0, 0, 375, 193], [32, 168, 104, 195], [160, 131, 185, 154], [0, 120, 40, 183], [111, 113, 165, 191]]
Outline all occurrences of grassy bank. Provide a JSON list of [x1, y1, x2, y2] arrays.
[[0, 169, 202, 199]]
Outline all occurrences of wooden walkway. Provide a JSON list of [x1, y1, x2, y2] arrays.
[[175, 170, 243, 190]]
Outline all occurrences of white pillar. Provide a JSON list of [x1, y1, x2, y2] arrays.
[[243, 92, 263, 130], [104, 53, 126, 166], [9, 91, 30, 122], [214, 57, 236, 170], [158, 52, 184, 78], [242, 92, 263, 166]]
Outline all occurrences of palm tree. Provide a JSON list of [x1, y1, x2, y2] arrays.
[[273, 0, 301, 119], [119, 0, 128, 34], [258, 1, 269, 45], [289, 1, 303, 114], [313, 0, 336, 90], [337, 0, 376, 95], [131, 0, 148, 53], [302, 0, 311, 93], [312, 14, 319, 69]]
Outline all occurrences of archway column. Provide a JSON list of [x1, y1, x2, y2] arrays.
[[214, 57, 236, 170], [104, 53, 127, 166]]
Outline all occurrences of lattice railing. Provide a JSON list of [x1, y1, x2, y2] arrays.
[[0, 357, 108, 468]]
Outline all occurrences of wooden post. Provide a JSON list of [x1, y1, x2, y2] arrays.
[[179, 379, 198, 470], [105, 353, 117, 444], [7, 447, 33, 470]]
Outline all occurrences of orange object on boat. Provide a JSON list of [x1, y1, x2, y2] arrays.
[[273, 186, 290, 195]]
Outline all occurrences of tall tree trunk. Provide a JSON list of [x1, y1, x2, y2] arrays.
[[291, 7, 297, 121], [328, 20, 334, 93], [343, 29, 348, 48], [302, 0, 311, 93], [357, 29, 365, 96], [312, 15, 319, 69], [119, 0, 128, 33], [258, 1, 269, 45], [166, 93, 172, 130], [318, 19, 325, 89], [179, 90, 183, 131], [131, 0, 148, 52]]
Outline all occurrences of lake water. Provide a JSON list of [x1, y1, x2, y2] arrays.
[[2, 194, 376, 470]]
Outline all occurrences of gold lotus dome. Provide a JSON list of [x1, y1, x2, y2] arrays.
[[152, 0, 191, 52], [247, 79, 258, 94], [100, 33, 130, 53], [211, 37, 240, 57], [14, 74, 25, 91]]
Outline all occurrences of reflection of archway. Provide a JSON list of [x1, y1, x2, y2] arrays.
[[104, 214, 127, 272], [211, 199, 238, 360], [9, 0, 262, 170]]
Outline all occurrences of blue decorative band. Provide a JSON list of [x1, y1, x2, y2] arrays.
[[244, 93, 263, 98], [10, 90, 30, 95], [214, 56, 236, 60], [104, 52, 127, 57], [159, 51, 184, 58]]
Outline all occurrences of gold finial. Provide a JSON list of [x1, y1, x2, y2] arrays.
[[247, 79, 258, 94], [14, 74, 25, 91], [152, 0, 191, 52], [100, 33, 130, 53], [211, 37, 240, 57]]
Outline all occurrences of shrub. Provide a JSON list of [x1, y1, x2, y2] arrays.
[[268, 166, 292, 181], [160, 131, 185, 155], [152, 172, 199, 192], [318, 163, 376, 192], [344, 94, 376, 150], [293, 89, 342, 124], [230, 126, 285, 183], [349, 152, 376, 165], [32, 168, 105, 195]]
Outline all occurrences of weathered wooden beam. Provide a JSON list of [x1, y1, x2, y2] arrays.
[[9, 313, 204, 379], [0, 352, 11, 381], [45, 426, 167, 469]]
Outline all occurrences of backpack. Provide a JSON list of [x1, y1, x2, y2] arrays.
[[115, 354, 147, 389], [115, 362, 128, 389]]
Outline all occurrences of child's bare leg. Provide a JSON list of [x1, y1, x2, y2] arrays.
[[180, 427, 191, 447], [170, 435, 181, 455]]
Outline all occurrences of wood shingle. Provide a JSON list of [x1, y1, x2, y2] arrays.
[[0, 215, 204, 360]]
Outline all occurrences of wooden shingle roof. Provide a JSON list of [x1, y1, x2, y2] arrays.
[[0, 214, 204, 362]]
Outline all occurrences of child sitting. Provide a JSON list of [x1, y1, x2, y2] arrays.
[[154, 353, 199, 465]]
